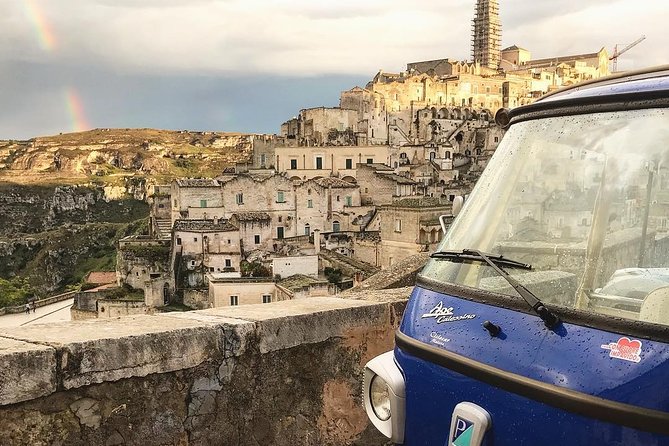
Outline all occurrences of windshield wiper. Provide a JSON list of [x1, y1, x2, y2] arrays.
[[431, 249, 561, 329]]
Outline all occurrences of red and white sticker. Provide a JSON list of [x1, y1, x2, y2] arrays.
[[601, 337, 642, 363]]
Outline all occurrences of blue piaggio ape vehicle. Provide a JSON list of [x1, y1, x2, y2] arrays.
[[363, 66, 669, 445]]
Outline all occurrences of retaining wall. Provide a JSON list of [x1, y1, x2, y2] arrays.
[[0, 289, 410, 445]]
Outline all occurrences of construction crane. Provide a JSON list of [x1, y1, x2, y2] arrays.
[[610, 35, 646, 72]]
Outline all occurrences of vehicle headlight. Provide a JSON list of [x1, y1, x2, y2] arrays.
[[370, 374, 392, 421], [363, 351, 405, 443]]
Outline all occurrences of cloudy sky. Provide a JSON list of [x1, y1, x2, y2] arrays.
[[0, 0, 665, 139]]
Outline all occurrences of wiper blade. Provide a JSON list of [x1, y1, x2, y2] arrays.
[[431, 249, 561, 329], [432, 249, 532, 270]]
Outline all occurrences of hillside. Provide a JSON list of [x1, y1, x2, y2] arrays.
[[0, 128, 259, 185]]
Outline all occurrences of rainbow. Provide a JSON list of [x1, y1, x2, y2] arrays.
[[65, 88, 91, 133], [23, 0, 56, 51]]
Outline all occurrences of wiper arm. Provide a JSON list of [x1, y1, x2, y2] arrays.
[[432, 249, 532, 270], [431, 249, 561, 329]]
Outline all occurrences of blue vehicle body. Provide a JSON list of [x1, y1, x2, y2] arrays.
[[364, 66, 669, 446], [396, 287, 669, 445]]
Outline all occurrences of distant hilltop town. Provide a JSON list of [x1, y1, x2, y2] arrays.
[[76, 0, 617, 319]]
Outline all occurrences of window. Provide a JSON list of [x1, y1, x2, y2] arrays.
[[307, 199, 313, 208], [158, 204, 164, 208], [209, 267, 214, 272], [277, 191, 285, 203], [332, 221, 340, 232], [200, 199, 207, 208], [395, 219, 402, 232], [225, 259, 231, 267], [336, 195, 340, 202], [230, 295, 239, 306], [260, 154, 266, 166], [345, 158, 352, 169], [345, 196, 352, 206], [304, 223, 310, 236], [290, 159, 297, 169], [277, 227, 284, 239], [176, 238, 182, 245], [316, 156, 323, 169], [173, 199, 177, 207], [366, 158, 373, 164], [194, 237, 198, 242], [254, 234, 261, 244], [262, 295, 272, 304], [278, 216, 282, 222], [236, 193, 243, 205]]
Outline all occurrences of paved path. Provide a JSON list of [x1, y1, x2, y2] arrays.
[[0, 298, 73, 328]]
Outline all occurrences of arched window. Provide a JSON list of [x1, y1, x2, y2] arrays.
[[332, 221, 341, 232], [304, 223, 310, 236]]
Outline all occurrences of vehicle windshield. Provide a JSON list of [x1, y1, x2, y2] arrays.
[[422, 107, 669, 327]]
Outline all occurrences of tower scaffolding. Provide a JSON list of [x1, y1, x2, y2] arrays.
[[471, 0, 501, 69]]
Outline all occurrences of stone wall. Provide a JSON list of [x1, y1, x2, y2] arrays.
[[0, 291, 409, 446]]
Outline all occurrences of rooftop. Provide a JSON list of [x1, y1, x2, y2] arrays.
[[380, 173, 418, 185], [388, 197, 452, 208], [279, 274, 329, 292], [232, 212, 272, 222], [173, 219, 237, 232], [175, 178, 220, 187], [84, 271, 117, 285], [312, 177, 358, 189]]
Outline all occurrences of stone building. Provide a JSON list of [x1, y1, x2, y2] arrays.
[[116, 236, 171, 307], [173, 219, 241, 289], [356, 163, 421, 205], [276, 274, 336, 299], [208, 277, 281, 307], [280, 107, 360, 146], [219, 175, 297, 234], [339, 87, 388, 145], [170, 179, 224, 225], [229, 212, 274, 254], [274, 145, 391, 182], [295, 177, 362, 235], [375, 198, 453, 268]]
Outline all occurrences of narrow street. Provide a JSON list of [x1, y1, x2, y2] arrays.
[[0, 299, 73, 328]]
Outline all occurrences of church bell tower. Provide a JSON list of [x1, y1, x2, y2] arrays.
[[471, 0, 501, 69]]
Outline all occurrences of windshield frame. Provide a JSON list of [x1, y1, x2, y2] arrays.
[[420, 95, 669, 342]]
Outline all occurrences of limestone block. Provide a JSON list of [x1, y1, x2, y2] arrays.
[[0, 337, 56, 405], [0, 315, 220, 390], [192, 297, 394, 354]]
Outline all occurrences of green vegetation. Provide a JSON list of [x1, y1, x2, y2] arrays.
[[0, 217, 150, 307], [240, 260, 272, 278], [0, 277, 35, 308], [103, 285, 144, 301], [324, 267, 343, 284], [122, 244, 170, 263]]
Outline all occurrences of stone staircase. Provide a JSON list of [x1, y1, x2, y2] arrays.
[[154, 218, 172, 240]]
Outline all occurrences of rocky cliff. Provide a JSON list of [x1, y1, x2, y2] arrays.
[[0, 128, 262, 295], [0, 128, 256, 184]]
